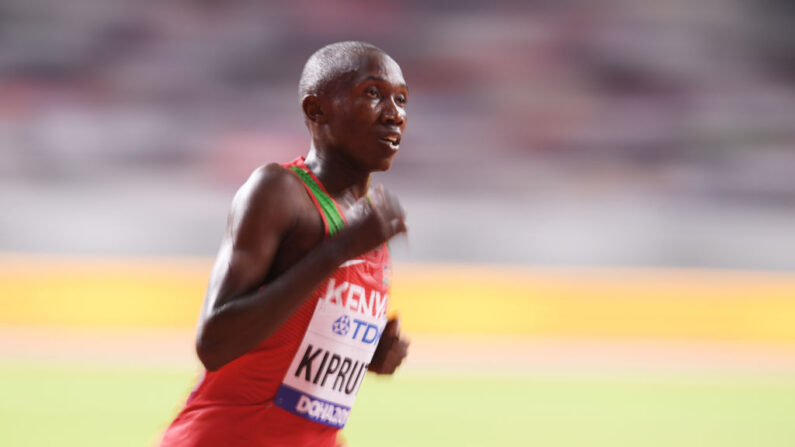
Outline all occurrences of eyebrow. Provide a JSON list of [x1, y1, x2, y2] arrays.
[[361, 75, 409, 92]]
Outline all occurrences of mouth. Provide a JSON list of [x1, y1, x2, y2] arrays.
[[378, 134, 401, 149]]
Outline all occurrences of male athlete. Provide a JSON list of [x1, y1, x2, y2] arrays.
[[160, 41, 410, 446]]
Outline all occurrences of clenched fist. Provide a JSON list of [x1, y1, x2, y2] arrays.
[[369, 316, 409, 375], [337, 184, 406, 261]]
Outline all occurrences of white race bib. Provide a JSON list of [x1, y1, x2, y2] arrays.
[[274, 296, 386, 428]]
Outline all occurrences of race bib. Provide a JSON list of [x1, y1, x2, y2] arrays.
[[274, 295, 386, 428]]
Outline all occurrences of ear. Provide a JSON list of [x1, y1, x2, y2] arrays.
[[302, 95, 327, 124]]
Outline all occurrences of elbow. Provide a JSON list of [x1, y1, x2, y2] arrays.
[[197, 348, 222, 372], [195, 329, 226, 372]]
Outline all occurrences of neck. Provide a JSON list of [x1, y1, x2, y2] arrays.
[[304, 145, 371, 201]]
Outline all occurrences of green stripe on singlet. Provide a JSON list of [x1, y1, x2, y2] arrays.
[[289, 166, 346, 236]]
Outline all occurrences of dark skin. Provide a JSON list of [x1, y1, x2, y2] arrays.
[[196, 50, 410, 374]]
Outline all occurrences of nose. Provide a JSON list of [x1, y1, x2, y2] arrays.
[[380, 98, 405, 126]]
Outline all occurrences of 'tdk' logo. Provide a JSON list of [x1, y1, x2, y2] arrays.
[[331, 314, 382, 344], [332, 315, 351, 336]]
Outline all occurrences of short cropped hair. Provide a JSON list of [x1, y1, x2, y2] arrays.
[[298, 41, 386, 101]]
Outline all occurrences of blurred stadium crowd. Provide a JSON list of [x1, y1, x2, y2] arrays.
[[1, 0, 793, 269]]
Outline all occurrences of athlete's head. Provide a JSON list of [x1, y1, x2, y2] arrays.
[[300, 41, 408, 172]]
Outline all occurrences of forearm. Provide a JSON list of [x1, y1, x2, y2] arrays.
[[197, 237, 348, 371]]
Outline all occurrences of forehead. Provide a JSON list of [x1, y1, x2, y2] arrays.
[[339, 51, 406, 90]]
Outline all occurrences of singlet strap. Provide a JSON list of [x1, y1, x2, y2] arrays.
[[288, 165, 346, 236]]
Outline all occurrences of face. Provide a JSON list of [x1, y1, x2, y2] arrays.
[[322, 51, 408, 172]]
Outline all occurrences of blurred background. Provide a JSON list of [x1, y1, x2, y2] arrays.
[[1, 0, 794, 446]]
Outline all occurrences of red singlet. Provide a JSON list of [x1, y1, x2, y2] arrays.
[[160, 158, 391, 447]]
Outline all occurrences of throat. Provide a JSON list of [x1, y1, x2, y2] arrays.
[[304, 150, 371, 200]]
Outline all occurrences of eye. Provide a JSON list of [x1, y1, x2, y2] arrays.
[[395, 94, 407, 106], [366, 87, 380, 98]]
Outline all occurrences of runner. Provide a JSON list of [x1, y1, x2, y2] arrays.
[[160, 41, 410, 447]]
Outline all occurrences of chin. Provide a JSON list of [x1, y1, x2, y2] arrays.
[[356, 150, 396, 172], [373, 154, 396, 172]]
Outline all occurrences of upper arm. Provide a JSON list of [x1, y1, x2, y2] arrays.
[[200, 163, 299, 322]]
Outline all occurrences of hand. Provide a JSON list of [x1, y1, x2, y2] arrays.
[[337, 185, 406, 260], [369, 316, 409, 375]]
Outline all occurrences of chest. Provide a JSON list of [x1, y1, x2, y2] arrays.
[[265, 190, 367, 281]]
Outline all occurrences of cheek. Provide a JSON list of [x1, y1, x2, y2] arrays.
[[332, 101, 378, 134], [348, 111, 378, 132], [353, 98, 379, 118]]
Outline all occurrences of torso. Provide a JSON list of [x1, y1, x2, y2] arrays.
[[160, 157, 390, 447]]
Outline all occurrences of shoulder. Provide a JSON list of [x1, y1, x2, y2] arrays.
[[226, 162, 310, 230], [233, 163, 305, 208], [243, 163, 302, 196]]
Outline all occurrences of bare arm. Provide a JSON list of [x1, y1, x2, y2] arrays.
[[196, 165, 405, 371]]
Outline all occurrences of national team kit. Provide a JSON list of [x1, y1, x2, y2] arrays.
[[160, 158, 391, 446]]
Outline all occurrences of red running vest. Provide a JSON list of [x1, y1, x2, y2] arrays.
[[160, 157, 391, 447]]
